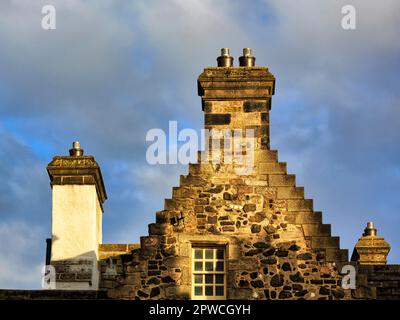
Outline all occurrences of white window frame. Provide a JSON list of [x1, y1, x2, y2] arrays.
[[191, 246, 227, 300]]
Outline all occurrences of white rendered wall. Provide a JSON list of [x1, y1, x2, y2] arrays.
[[51, 184, 102, 290]]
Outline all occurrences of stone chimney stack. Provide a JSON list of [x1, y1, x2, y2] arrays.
[[351, 222, 391, 265], [47, 141, 107, 290], [198, 48, 275, 169]]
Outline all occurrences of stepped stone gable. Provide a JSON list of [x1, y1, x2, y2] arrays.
[[0, 50, 398, 301], [1, 49, 397, 301], [99, 62, 351, 300]]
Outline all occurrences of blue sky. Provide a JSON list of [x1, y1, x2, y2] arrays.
[[0, 0, 399, 289]]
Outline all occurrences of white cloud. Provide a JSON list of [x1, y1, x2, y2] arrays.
[[0, 221, 44, 289]]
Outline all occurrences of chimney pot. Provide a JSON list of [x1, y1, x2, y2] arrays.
[[363, 221, 377, 236], [217, 48, 233, 67], [221, 48, 230, 56], [239, 47, 256, 67], [243, 48, 252, 56], [69, 140, 84, 156]]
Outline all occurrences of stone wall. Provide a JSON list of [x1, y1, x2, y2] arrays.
[[97, 66, 352, 300], [353, 265, 400, 300], [0, 289, 109, 300], [2, 58, 399, 301], [98, 150, 350, 299]]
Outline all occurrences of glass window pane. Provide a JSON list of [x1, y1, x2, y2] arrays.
[[215, 274, 224, 284], [215, 286, 224, 296], [192, 247, 226, 298], [194, 286, 203, 296], [194, 262, 203, 271], [205, 274, 213, 284], [205, 285, 213, 296], [194, 249, 203, 259], [194, 274, 203, 284], [205, 249, 214, 259], [216, 261, 224, 271]]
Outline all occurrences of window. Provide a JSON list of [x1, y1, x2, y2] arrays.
[[192, 247, 226, 300]]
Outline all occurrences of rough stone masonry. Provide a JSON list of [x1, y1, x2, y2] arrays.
[[2, 48, 398, 301], [97, 49, 398, 300], [97, 49, 362, 300]]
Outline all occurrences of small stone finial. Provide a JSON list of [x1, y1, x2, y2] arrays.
[[351, 221, 390, 265], [239, 48, 256, 67], [217, 48, 233, 67], [69, 141, 84, 156]]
